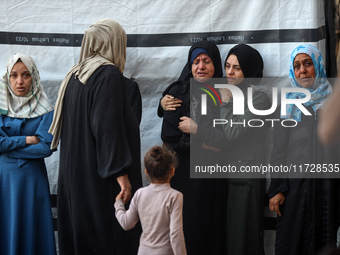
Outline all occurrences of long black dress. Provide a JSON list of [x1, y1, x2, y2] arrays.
[[220, 44, 269, 255], [160, 41, 227, 255], [58, 65, 142, 255]]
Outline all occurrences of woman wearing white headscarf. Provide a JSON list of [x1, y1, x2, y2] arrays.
[[0, 53, 56, 255], [49, 19, 142, 255], [268, 45, 338, 255]]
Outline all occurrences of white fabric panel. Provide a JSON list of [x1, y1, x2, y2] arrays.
[[0, 0, 326, 193]]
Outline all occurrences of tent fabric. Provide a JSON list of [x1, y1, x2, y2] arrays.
[[0, 1, 335, 254]]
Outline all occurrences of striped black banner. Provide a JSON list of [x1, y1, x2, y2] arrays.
[[0, 26, 325, 47]]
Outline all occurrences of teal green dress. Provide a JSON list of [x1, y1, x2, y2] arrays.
[[0, 111, 56, 255]]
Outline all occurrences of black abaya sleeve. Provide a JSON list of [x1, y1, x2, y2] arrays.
[[157, 99, 164, 118], [123, 76, 142, 124], [161, 101, 190, 150], [89, 66, 136, 178]]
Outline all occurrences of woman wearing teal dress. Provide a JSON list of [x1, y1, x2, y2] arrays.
[[0, 53, 56, 255]]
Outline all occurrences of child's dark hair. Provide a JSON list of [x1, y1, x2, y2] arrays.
[[144, 145, 178, 181]]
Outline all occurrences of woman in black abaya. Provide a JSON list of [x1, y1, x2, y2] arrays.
[[49, 19, 142, 255], [159, 41, 227, 255], [219, 44, 271, 255], [268, 44, 338, 255]]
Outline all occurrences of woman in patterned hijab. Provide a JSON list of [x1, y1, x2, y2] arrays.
[[0, 53, 53, 117], [0, 53, 56, 255], [268, 45, 337, 255], [283, 44, 332, 121]]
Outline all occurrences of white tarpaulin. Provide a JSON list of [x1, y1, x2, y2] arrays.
[[0, 1, 331, 254], [0, 0, 327, 194]]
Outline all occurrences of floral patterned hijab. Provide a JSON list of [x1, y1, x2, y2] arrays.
[[283, 44, 332, 122]]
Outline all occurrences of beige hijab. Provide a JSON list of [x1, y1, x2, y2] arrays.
[[49, 19, 127, 149]]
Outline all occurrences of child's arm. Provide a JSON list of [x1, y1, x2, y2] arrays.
[[114, 192, 139, 231], [169, 193, 187, 255]]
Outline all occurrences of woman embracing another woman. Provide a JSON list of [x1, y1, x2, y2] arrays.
[[159, 41, 227, 255]]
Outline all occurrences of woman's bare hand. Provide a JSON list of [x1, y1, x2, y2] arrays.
[[26, 136, 40, 145], [269, 192, 285, 216], [178, 116, 197, 134], [116, 174, 132, 204], [161, 95, 182, 111], [219, 88, 233, 103]]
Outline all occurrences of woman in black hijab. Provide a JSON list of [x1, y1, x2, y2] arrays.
[[219, 44, 271, 255], [159, 41, 227, 255]]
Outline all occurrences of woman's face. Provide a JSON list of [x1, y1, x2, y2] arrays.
[[10, 61, 32, 96], [225, 54, 245, 85], [293, 53, 316, 88], [191, 53, 215, 82]]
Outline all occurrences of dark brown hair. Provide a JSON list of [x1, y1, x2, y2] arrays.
[[144, 145, 178, 181]]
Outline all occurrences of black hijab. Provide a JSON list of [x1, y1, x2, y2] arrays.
[[225, 44, 263, 80], [162, 41, 223, 99], [160, 41, 223, 149]]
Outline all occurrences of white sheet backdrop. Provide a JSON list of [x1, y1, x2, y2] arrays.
[[0, 0, 327, 194]]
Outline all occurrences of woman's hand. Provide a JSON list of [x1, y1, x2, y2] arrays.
[[161, 95, 182, 111], [219, 88, 233, 103], [269, 192, 285, 216], [178, 116, 197, 134], [201, 142, 221, 152], [26, 136, 40, 145], [116, 174, 131, 204]]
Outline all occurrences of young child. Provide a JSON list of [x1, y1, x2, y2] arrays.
[[115, 146, 187, 255]]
